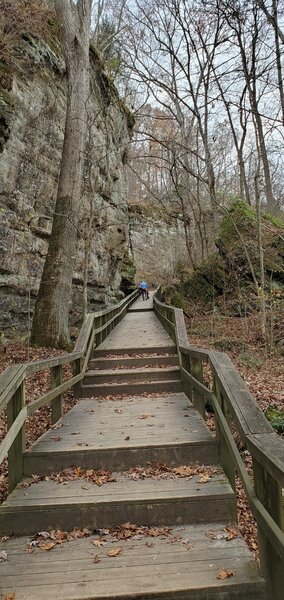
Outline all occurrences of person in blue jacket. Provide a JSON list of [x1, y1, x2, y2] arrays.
[[138, 280, 149, 300]]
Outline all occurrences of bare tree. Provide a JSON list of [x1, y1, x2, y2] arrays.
[[31, 0, 93, 348]]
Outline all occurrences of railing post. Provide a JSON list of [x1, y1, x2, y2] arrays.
[[190, 357, 205, 417], [180, 351, 193, 402], [50, 365, 63, 424], [253, 458, 284, 599], [7, 382, 25, 493], [73, 358, 82, 398], [213, 377, 236, 491]]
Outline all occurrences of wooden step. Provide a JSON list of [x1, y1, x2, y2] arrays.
[[23, 395, 218, 475], [128, 305, 153, 312], [0, 472, 236, 536], [0, 522, 267, 600], [89, 354, 179, 369], [84, 366, 181, 385], [94, 346, 177, 357], [81, 379, 183, 397]]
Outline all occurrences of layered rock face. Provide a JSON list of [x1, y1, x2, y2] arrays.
[[0, 39, 132, 338], [129, 210, 188, 285]]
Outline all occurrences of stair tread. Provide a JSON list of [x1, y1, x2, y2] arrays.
[[0, 522, 266, 599], [86, 367, 180, 376], [83, 379, 182, 388], [2, 471, 233, 509], [25, 395, 215, 455]]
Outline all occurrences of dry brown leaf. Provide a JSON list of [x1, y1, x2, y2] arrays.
[[147, 527, 170, 537], [4, 593, 16, 600], [173, 466, 194, 477], [107, 547, 121, 557], [39, 542, 56, 551], [92, 539, 106, 547], [225, 527, 238, 541], [120, 523, 137, 530], [93, 555, 101, 563], [217, 569, 235, 580], [138, 414, 154, 419], [85, 470, 94, 478], [198, 474, 211, 483]]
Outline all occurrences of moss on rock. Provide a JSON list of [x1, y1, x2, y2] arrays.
[[161, 200, 284, 315]]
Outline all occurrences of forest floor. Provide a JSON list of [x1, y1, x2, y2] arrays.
[[0, 316, 283, 561]]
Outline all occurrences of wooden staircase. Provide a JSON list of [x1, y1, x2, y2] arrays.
[[0, 294, 269, 599]]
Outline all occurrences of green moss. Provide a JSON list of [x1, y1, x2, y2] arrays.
[[160, 198, 284, 316], [219, 200, 256, 250], [263, 212, 284, 229]]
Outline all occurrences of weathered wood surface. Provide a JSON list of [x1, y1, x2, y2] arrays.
[[153, 292, 284, 600], [0, 472, 236, 535], [0, 523, 266, 600], [0, 293, 269, 599], [26, 394, 215, 451], [97, 311, 176, 351], [23, 394, 218, 474]]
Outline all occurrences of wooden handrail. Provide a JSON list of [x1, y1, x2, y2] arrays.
[[154, 291, 284, 599], [0, 288, 139, 492]]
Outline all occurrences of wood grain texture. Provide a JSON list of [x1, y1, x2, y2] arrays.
[[0, 523, 266, 600]]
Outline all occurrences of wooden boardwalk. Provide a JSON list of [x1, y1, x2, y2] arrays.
[[0, 293, 267, 599]]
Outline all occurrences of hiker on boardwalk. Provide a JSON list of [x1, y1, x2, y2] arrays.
[[138, 280, 149, 300]]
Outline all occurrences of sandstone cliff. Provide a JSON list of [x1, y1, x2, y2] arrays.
[[0, 34, 133, 338]]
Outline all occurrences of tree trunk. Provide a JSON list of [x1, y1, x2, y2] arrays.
[[31, 0, 92, 348]]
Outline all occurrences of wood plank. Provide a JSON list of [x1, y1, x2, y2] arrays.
[[210, 353, 272, 438], [0, 406, 27, 463], [4, 472, 231, 502], [26, 352, 82, 375], [27, 373, 83, 415], [246, 432, 284, 486], [7, 382, 25, 493], [0, 524, 266, 599], [0, 365, 25, 413]]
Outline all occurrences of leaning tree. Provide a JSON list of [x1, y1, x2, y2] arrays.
[[31, 0, 93, 348]]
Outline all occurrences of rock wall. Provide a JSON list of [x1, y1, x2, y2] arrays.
[[129, 210, 188, 285], [0, 37, 133, 338]]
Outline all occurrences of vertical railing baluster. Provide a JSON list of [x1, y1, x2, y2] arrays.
[[7, 381, 25, 493], [253, 458, 284, 600], [50, 364, 63, 424]]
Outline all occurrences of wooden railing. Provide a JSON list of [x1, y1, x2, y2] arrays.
[[154, 292, 284, 600], [0, 289, 139, 494]]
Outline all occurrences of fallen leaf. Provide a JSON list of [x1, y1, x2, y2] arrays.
[[93, 539, 106, 547], [0, 550, 7, 561], [138, 414, 154, 419], [1, 536, 10, 542], [217, 569, 235, 580], [93, 555, 101, 563], [107, 547, 121, 557], [173, 466, 194, 477], [225, 527, 238, 541], [4, 593, 16, 600], [198, 474, 211, 483], [39, 542, 56, 551]]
